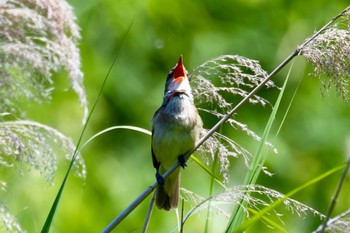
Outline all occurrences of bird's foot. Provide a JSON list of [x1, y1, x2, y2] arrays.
[[156, 171, 165, 185], [178, 155, 187, 168]]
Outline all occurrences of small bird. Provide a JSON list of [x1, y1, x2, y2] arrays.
[[151, 55, 202, 210]]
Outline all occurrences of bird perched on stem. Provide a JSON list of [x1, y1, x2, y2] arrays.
[[151, 55, 202, 210]]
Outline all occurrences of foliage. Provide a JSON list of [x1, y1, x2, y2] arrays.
[[301, 11, 350, 103], [1, 0, 350, 233], [0, 120, 85, 181], [0, 0, 87, 231], [0, 0, 87, 120], [191, 55, 278, 183], [181, 185, 325, 225]]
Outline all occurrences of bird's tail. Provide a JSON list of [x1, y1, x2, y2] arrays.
[[155, 174, 179, 211]]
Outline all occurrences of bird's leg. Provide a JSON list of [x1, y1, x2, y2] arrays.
[[178, 155, 187, 168], [156, 170, 165, 185]]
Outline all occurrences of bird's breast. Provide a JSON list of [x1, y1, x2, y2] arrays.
[[152, 95, 202, 168], [161, 95, 198, 127]]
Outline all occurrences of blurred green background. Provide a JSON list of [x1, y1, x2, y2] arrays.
[[3, 0, 350, 232]]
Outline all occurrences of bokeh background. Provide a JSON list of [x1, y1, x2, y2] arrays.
[[3, 0, 350, 232]]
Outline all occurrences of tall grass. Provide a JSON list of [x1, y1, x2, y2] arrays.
[[103, 5, 350, 232], [1, 1, 350, 232]]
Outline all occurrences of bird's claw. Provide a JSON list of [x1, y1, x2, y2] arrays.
[[178, 155, 187, 168], [156, 171, 165, 185]]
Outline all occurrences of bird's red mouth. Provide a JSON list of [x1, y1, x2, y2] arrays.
[[173, 55, 186, 81]]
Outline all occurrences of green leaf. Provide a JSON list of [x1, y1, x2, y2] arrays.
[[225, 63, 293, 232], [40, 22, 133, 233]]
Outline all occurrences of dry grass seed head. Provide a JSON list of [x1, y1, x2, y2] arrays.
[[190, 55, 278, 183], [181, 185, 324, 227], [0, 0, 87, 121], [301, 14, 350, 103], [0, 120, 86, 181]]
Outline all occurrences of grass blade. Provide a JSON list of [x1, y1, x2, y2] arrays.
[[40, 22, 133, 233], [78, 125, 151, 152], [232, 165, 345, 233], [225, 63, 293, 232], [191, 155, 226, 189], [318, 138, 350, 232], [248, 208, 288, 233]]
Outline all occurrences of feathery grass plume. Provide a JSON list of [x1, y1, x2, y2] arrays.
[[0, 120, 85, 231], [313, 209, 350, 233], [0, 201, 24, 233], [190, 55, 275, 108], [199, 131, 251, 183], [0, 0, 88, 122], [181, 185, 324, 228], [301, 9, 350, 103], [0, 120, 86, 181], [190, 55, 278, 182]]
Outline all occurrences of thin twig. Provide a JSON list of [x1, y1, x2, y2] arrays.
[[141, 194, 155, 233], [314, 209, 350, 233], [318, 138, 350, 233], [180, 199, 185, 233], [101, 6, 350, 233]]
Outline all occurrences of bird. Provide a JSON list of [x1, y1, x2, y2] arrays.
[[151, 55, 202, 210]]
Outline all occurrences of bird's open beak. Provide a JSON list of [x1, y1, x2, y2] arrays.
[[167, 55, 190, 94], [173, 55, 186, 82]]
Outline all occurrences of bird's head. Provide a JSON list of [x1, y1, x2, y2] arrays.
[[164, 55, 192, 97]]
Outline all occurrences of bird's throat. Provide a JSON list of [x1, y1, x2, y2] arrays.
[[167, 90, 189, 99]]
